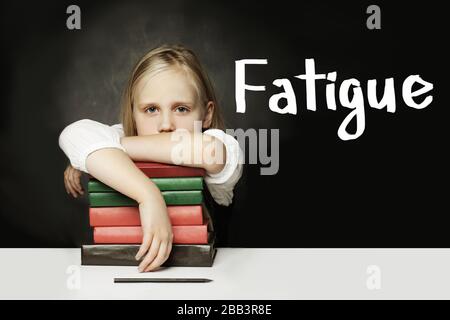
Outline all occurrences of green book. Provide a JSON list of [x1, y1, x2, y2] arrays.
[[88, 177, 203, 192], [89, 190, 203, 207]]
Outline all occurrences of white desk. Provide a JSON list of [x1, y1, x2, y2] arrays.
[[0, 248, 449, 299]]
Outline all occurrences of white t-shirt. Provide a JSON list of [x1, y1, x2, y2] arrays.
[[58, 119, 243, 206]]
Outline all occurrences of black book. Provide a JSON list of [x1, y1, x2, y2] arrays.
[[81, 233, 217, 267]]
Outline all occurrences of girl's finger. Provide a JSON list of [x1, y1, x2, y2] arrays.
[[65, 173, 77, 197], [144, 241, 168, 272], [69, 169, 82, 197], [63, 171, 70, 194], [135, 232, 153, 261], [165, 241, 173, 261], [73, 170, 84, 194], [67, 171, 77, 198], [68, 168, 80, 195], [138, 238, 161, 272], [68, 181, 78, 198]]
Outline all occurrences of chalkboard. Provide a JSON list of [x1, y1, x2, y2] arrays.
[[1, 0, 448, 248]]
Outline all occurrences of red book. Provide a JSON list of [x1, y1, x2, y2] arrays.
[[135, 162, 205, 178], [89, 206, 203, 227], [94, 221, 208, 244], [88, 162, 205, 179]]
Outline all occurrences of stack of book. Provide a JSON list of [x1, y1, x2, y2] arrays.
[[81, 162, 216, 267]]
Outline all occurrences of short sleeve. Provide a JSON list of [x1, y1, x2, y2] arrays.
[[202, 129, 243, 206], [58, 119, 126, 173]]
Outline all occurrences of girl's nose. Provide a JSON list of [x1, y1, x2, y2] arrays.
[[158, 112, 176, 133]]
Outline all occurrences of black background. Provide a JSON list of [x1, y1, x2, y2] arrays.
[[1, 0, 448, 248]]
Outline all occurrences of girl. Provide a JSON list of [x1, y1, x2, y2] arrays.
[[59, 44, 243, 272]]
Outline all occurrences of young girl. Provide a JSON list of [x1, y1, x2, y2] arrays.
[[59, 44, 243, 272]]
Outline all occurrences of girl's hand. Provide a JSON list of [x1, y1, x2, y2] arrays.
[[135, 200, 173, 272], [64, 164, 84, 198]]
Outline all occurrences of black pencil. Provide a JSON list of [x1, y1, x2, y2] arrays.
[[114, 277, 213, 283]]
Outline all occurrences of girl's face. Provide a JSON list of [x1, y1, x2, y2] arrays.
[[132, 67, 213, 135]]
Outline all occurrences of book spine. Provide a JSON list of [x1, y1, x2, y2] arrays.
[[87, 163, 206, 179], [134, 162, 206, 178], [89, 190, 203, 207], [81, 244, 216, 267], [89, 205, 203, 226], [93, 224, 208, 244], [88, 177, 203, 192]]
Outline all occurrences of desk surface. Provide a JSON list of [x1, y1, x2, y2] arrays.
[[0, 248, 449, 299]]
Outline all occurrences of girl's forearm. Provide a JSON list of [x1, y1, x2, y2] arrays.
[[85, 148, 165, 205], [120, 132, 226, 174]]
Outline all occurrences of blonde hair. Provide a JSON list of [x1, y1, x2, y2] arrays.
[[119, 44, 225, 136]]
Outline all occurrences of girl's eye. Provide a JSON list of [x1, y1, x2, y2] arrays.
[[145, 106, 158, 113], [175, 106, 189, 113]]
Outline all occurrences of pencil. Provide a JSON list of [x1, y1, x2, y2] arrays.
[[114, 277, 213, 283]]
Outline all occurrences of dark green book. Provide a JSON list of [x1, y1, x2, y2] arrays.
[[89, 190, 203, 207], [88, 177, 203, 192], [81, 235, 216, 267]]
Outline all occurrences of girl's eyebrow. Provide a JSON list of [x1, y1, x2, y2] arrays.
[[171, 101, 195, 108], [137, 102, 156, 109], [138, 101, 196, 108]]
